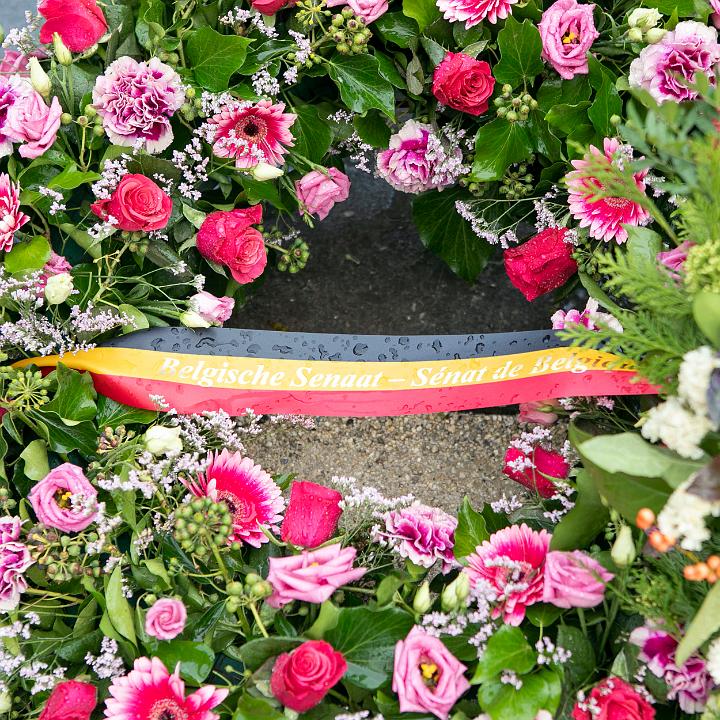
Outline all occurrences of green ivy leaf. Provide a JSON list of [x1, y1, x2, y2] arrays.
[[374, 12, 420, 47], [354, 111, 392, 147], [454, 496, 489, 560], [472, 118, 533, 181], [150, 640, 215, 684], [49, 163, 101, 190], [471, 626, 536, 684], [545, 102, 593, 136], [106, 564, 137, 646], [374, 51, 406, 88], [478, 669, 562, 720], [186, 27, 252, 92], [493, 16, 544, 87], [537, 76, 591, 113], [237, 636, 303, 671], [291, 104, 333, 164], [402, 0, 440, 31], [19, 439, 49, 482], [328, 55, 396, 119], [412, 188, 494, 282], [96, 396, 157, 429], [234, 694, 284, 720], [557, 625, 596, 686], [4, 235, 51, 274], [28, 410, 97, 456], [588, 76, 623, 137], [43, 364, 97, 422]]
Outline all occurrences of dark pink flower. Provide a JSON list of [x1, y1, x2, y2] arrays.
[[145, 598, 187, 640], [657, 241, 692, 279], [0, 77, 32, 157], [503, 445, 569, 497], [0, 540, 33, 611], [0, 173, 29, 252], [39, 679, 97, 720], [280, 480, 343, 548], [0, 50, 32, 77], [437, 0, 517, 26], [39, 0, 107, 53], [295, 168, 350, 220]]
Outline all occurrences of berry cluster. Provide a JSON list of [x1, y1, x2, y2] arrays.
[[331, 9, 372, 55], [494, 85, 538, 123]]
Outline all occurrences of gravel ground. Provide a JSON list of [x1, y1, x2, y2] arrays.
[[244, 413, 521, 511]]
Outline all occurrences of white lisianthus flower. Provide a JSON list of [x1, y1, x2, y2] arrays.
[[179, 310, 211, 328], [628, 7, 662, 31], [143, 426, 183, 456], [44, 272, 74, 304]]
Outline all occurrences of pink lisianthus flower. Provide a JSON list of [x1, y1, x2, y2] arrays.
[[188, 291, 235, 326], [266, 544, 367, 607], [376, 504, 457, 570], [393, 626, 470, 720], [4, 89, 62, 159], [295, 168, 351, 220], [93, 57, 185, 154], [630, 625, 713, 713], [209, 100, 296, 169], [551, 298, 623, 332], [104, 656, 228, 720], [326, 0, 388, 22], [0, 172, 29, 252], [566, 137, 650, 243], [145, 598, 187, 640], [377, 120, 462, 194], [464, 523, 550, 625], [658, 241, 692, 279], [538, 0, 598, 80], [185, 450, 283, 547], [629, 21, 720, 103], [518, 400, 559, 426], [437, 0, 517, 26], [29, 463, 97, 532], [0, 77, 32, 157], [543, 550, 613, 608]]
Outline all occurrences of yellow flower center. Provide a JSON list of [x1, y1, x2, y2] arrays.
[[420, 663, 438, 680], [562, 30, 578, 44]]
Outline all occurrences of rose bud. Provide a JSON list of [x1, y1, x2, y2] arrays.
[[38, 680, 97, 720], [143, 426, 183, 456]]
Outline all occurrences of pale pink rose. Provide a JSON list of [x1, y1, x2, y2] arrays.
[[629, 21, 720, 103], [393, 626, 470, 720], [4, 91, 62, 159], [0, 173, 29, 252], [0, 516, 21, 544], [518, 400, 559, 426], [658, 241, 692, 279], [189, 291, 235, 326], [266, 544, 367, 608], [295, 168, 350, 220], [145, 598, 187, 640], [542, 550, 613, 609], [538, 0, 598, 80], [326, 0, 388, 23], [29, 463, 97, 532], [0, 540, 33, 611]]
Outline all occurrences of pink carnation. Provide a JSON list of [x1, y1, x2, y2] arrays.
[[209, 100, 296, 169], [295, 168, 351, 220], [0, 172, 29, 252], [92, 56, 185, 154], [538, 0, 599, 80], [629, 21, 720, 103], [4, 89, 62, 159], [566, 137, 650, 243], [0, 523, 33, 612], [145, 598, 187, 640], [266, 544, 367, 607], [551, 298, 622, 332], [377, 504, 457, 570], [0, 517, 21, 544], [377, 120, 460, 194], [437, 0, 517, 27], [464, 523, 550, 625], [29, 463, 97, 532]]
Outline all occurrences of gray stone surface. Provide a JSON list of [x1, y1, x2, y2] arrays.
[[1, 1, 28, 33]]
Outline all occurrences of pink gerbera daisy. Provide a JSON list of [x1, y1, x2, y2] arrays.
[[209, 100, 296, 169], [565, 137, 650, 243], [437, 0, 517, 27], [463, 523, 550, 626], [0, 172, 29, 252], [186, 450, 284, 547], [104, 656, 228, 720]]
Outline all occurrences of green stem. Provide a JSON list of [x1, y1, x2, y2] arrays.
[[211, 544, 230, 583], [249, 601, 269, 638], [24, 588, 82, 604]]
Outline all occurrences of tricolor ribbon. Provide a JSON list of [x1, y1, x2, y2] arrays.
[[15, 328, 657, 416]]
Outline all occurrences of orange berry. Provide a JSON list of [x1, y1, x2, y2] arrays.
[[708, 556, 720, 571], [709, 572, 718, 584], [636, 508, 656, 531], [684, 565, 700, 580], [649, 530, 670, 552], [696, 563, 711, 580]]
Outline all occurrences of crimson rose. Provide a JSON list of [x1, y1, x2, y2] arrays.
[[91, 174, 172, 232], [39, 680, 97, 720], [503, 227, 577, 301], [572, 677, 655, 720], [38, 0, 107, 53], [251, 0, 292, 14], [270, 640, 347, 712], [196, 206, 267, 285], [432, 52, 496, 116], [281, 480, 343, 548]]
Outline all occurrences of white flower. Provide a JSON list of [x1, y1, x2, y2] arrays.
[[143, 426, 183, 456], [657, 476, 720, 550], [610, 525, 636, 567], [251, 162, 284, 181], [678, 346, 720, 418], [707, 637, 720, 684], [628, 8, 662, 31], [28, 57, 51, 98], [0, 690, 11, 713], [179, 310, 211, 329], [44, 272, 74, 304], [641, 396, 712, 459]]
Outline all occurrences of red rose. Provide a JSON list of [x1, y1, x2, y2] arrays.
[[503, 445, 569, 498], [39, 680, 97, 720], [271, 640, 347, 712], [281, 481, 343, 548], [573, 677, 655, 720], [91, 174, 172, 233], [38, 0, 107, 53], [503, 227, 578, 301], [432, 52, 496, 116], [196, 206, 267, 285], [251, 0, 292, 13]]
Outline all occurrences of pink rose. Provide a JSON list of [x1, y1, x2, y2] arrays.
[[658, 241, 692, 279], [4, 91, 62, 159], [39, 0, 107, 53], [0, 540, 33, 611], [188, 291, 235, 326], [39, 680, 97, 720], [518, 400, 559, 426], [393, 626, 470, 720], [145, 598, 187, 640], [251, 0, 292, 15], [538, 0, 599, 80], [196, 206, 267, 285], [432, 52, 496, 115], [295, 168, 350, 220], [267, 543, 367, 607], [91, 174, 172, 232], [280, 481, 343, 548], [29, 463, 97, 532], [543, 550, 613, 608], [572, 677, 655, 720], [326, 0, 388, 23]]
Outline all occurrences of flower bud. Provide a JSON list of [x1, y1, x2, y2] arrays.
[[53, 32, 73, 66], [0, 690, 11, 713], [413, 581, 433, 614], [28, 57, 52, 98], [627, 27, 644, 43], [611, 525, 636, 567], [645, 27, 667, 43], [627, 7, 662, 31], [179, 310, 211, 328], [441, 573, 471, 612], [44, 272, 74, 304], [143, 425, 183, 456], [251, 162, 284, 181]]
